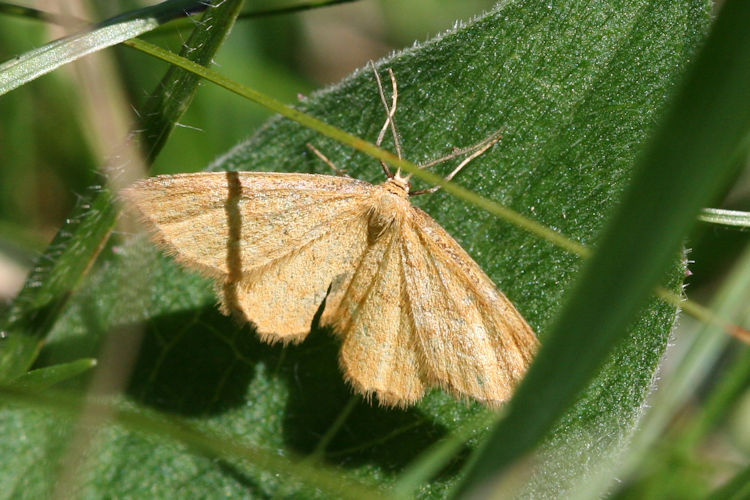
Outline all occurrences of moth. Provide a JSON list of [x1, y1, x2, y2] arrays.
[[123, 67, 538, 407]]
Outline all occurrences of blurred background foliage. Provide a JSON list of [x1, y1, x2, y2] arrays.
[[1, 0, 750, 499]]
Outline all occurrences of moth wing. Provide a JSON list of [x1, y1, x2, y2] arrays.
[[123, 172, 374, 277], [326, 225, 426, 407], [123, 172, 374, 342], [231, 200, 372, 342], [401, 208, 538, 405]]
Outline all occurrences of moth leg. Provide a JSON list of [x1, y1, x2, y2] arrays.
[[306, 143, 350, 177], [410, 131, 503, 196]]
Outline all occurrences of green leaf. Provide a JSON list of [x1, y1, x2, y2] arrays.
[[0, 0, 708, 498], [0, 384, 384, 500]]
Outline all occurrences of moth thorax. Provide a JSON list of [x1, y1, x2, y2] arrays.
[[367, 187, 408, 243]]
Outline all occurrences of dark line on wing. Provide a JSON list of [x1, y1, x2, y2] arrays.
[[223, 171, 243, 316]]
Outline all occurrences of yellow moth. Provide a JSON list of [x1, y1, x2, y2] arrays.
[[123, 67, 538, 407]]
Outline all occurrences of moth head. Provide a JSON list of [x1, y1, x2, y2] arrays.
[[384, 170, 411, 198]]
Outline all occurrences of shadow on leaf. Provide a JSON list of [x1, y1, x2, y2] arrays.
[[281, 325, 469, 475], [125, 306, 470, 476], [127, 306, 270, 414]]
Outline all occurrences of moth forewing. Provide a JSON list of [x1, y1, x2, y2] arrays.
[[124, 172, 375, 343]]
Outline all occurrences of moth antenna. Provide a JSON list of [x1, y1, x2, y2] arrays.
[[385, 68, 404, 161], [306, 143, 351, 177], [370, 62, 404, 178]]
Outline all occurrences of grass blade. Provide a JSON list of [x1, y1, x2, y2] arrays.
[[0, 0, 205, 96], [10, 359, 97, 391], [699, 208, 750, 229]]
